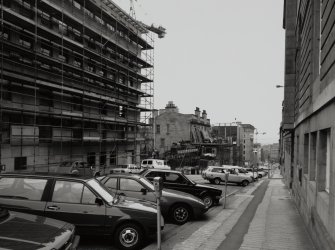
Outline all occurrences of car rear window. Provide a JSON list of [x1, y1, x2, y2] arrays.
[[0, 177, 47, 201]]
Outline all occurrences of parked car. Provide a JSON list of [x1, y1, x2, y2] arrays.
[[223, 165, 257, 181], [0, 207, 79, 250], [110, 164, 143, 174], [202, 166, 252, 186], [244, 168, 267, 178], [100, 174, 208, 224], [141, 169, 222, 208], [141, 159, 171, 170], [59, 161, 102, 177], [0, 173, 163, 250]]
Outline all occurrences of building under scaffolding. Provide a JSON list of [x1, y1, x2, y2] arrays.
[[0, 0, 155, 171]]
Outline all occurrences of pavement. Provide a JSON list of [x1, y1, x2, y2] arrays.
[[146, 169, 316, 250]]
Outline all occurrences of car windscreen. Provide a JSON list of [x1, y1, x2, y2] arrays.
[[87, 179, 114, 203], [139, 177, 154, 190], [180, 173, 195, 184]]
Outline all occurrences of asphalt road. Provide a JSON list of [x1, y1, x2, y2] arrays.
[[78, 175, 243, 250]]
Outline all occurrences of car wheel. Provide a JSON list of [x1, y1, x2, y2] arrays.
[[242, 180, 249, 187], [214, 178, 221, 185], [114, 223, 143, 250], [202, 194, 213, 208], [171, 204, 190, 225]]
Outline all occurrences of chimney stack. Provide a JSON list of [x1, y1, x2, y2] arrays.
[[202, 110, 207, 120], [195, 107, 200, 118]]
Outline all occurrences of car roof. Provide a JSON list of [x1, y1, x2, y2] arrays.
[[142, 169, 181, 174], [0, 172, 93, 181], [105, 173, 142, 179]]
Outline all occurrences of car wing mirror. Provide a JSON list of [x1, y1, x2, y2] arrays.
[[141, 188, 147, 195], [95, 197, 104, 206]]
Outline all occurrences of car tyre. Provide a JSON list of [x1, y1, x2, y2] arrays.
[[114, 223, 143, 250], [242, 180, 249, 187], [171, 204, 190, 225], [202, 194, 213, 208], [214, 178, 221, 185]]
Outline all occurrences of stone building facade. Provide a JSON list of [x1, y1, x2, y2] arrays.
[[212, 123, 255, 166], [154, 102, 211, 157], [280, 1, 335, 249]]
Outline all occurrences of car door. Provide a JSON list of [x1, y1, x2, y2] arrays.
[[119, 178, 156, 203], [44, 180, 106, 235], [162, 172, 192, 194], [0, 176, 49, 217], [227, 169, 239, 183]]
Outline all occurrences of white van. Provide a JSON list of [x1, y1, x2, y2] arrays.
[[141, 159, 171, 170]]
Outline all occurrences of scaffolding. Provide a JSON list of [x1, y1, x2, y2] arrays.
[[0, 0, 155, 172]]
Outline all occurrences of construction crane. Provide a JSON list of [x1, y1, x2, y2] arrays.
[[129, 0, 166, 38]]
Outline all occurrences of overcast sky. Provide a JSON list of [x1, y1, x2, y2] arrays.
[[114, 0, 285, 145]]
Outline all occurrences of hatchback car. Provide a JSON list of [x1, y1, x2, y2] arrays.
[[0, 207, 79, 250], [100, 174, 207, 224], [202, 166, 253, 186], [0, 173, 163, 250], [141, 169, 222, 208]]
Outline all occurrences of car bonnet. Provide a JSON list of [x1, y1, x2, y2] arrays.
[[194, 183, 222, 193], [0, 211, 72, 249], [114, 196, 157, 214], [163, 188, 204, 203]]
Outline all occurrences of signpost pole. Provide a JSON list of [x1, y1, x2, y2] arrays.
[[224, 173, 229, 209]]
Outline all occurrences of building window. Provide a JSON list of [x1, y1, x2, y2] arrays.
[[87, 152, 95, 166], [166, 124, 170, 134], [100, 152, 106, 166], [156, 125, 160, 134], [119, 106, 126, 118], [309, 132, 317, 181], [14, 157, 27, 170], [317, 129, 331, 192], [19, 37, 32, 49], [303, 134, 309, 174], [73, 0, 81, 9], [296, 135, 300, 167], [73, 59, 82, 68], [73, 128, 82, 139], [110, 150, 117, 165], [58, 54, 67, 63], [72, 96, 83, 112], [39, 126, 52, 142], [160, 138, 165, 148]]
